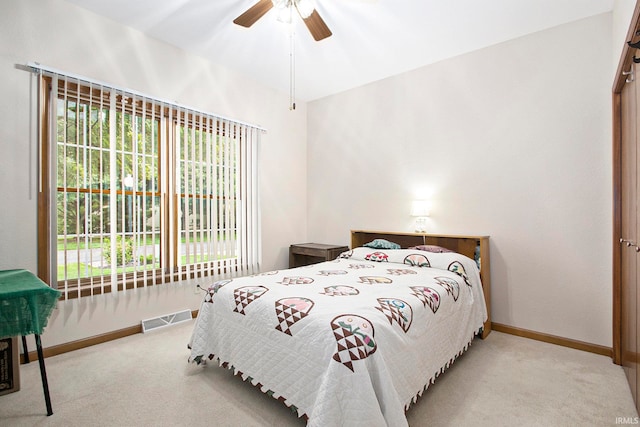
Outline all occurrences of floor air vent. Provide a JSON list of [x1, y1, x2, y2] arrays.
[[142, 309, 192, 333]]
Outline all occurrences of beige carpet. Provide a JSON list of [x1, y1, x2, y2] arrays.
[[0, 320, 636, 426]]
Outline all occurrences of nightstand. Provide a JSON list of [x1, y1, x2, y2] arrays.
[[289, 243, 349, 268]]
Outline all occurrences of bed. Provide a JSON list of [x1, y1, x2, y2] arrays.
[[188, 230, 490, 426]]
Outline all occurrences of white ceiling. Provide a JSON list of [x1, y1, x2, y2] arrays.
[[64, 0, 614, 101]]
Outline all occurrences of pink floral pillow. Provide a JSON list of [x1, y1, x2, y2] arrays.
[[408, 245, 453, 253]]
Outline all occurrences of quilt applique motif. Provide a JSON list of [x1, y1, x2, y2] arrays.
[[347, 264, 374, 269], [410, 286, 441, 313], [320, 285, 360, 296], [387, 268, 417, 276], [338, 250, 354, 259], [205, 279, 232, 303], [253, 270, 279, 277], [278, 276, 314, 285], [318, 270, 348, 276], [448, 261, 471, 286], [331, 314, 377, 372], [233, 286, 268, 314], [403, 253, 431, 267], [275, 297, 315, 335], [358, 276, 393, 284], [435, 276, 460, 301], [365, 252, 389, 262], [376, 298, 412, 332]]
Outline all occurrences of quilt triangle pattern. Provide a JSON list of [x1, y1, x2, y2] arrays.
[[435, 276, 460, 301], [233, 286, 268, 315], [410, 286, 440, 314], [274, 297, 314, 335], [330, 314, 377, 372], [375, 298, 412, 332]]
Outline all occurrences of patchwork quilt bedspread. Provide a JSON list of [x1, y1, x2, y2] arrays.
[[188, 247, 487, 426]]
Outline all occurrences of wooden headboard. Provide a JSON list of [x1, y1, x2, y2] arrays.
[[350, 230, 491, 338]]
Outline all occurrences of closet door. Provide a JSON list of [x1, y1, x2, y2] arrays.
[[621, 62, 638, 405], [636, 61, 640, 405]]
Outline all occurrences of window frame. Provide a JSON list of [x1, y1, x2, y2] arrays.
[[37, 75, 258, 299]]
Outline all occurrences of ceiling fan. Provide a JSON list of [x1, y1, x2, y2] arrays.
[[233, 0, 332, 41]]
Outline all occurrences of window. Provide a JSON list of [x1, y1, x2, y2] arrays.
[[37, 72, 261, 299]]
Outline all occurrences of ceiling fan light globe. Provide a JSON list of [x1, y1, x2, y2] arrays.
[[276, 6, 293, 23], [296, 0, 315, 18], [272, 0, 288, 8]]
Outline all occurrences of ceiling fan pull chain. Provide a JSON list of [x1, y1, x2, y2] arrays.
[[290, 23, 296, 110]]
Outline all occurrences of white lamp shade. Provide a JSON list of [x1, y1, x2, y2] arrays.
[[410, 200, 431, 217]]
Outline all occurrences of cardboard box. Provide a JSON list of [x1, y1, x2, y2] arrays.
[[0, 337, 20, 396]]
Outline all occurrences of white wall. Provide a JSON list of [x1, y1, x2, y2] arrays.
[[0, 0, 307, 347], [307, 13, 613, 347]]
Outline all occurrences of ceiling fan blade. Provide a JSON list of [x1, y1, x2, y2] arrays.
[[233, 0, 274, 28], [300, 9, 332, 41]]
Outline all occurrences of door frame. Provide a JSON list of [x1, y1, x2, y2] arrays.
[[613, 1, 640, 366]]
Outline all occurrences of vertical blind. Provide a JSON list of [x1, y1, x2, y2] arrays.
[[35, 66, 262, 299]]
